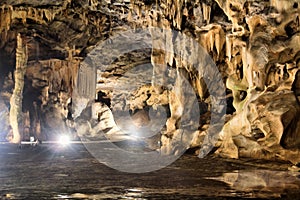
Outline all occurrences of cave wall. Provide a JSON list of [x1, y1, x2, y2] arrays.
[[0, 0, 300, 163], [0, 0, 128, 141], [123, 0, 300, 163]]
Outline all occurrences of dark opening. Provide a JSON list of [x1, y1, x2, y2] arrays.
[[226, 93, 236, 114], [0, 50, 13, 91], [240, 90, 247, 101], [96, 91, 111, 107], [292, 71, 300, 96], [211, 1, 229, 22], [293, 2, 298, 9]]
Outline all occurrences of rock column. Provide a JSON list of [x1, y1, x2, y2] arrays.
[[9, 33, 27, 143]]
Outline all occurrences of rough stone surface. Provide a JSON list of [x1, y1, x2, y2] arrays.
[[0, 0, 300, 164]]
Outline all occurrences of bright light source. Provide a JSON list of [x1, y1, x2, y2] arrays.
[[58, 135, 71, 145]]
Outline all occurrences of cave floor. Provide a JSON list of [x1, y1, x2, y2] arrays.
[[0, 143, 299, 200]]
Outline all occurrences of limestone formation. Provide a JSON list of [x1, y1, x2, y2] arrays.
[[0, 0, 300, 164], [9, 33, 27, 143]]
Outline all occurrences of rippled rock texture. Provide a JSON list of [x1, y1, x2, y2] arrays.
[[0, 0, 300, 164]]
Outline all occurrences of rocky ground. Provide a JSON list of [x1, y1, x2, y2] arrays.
[[0, 142, 300, 199]]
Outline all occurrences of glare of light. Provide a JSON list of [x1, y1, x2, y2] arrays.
[[56, 194, 70, 199], [125, 188, 143, 198], [58, 135, 71, 145]]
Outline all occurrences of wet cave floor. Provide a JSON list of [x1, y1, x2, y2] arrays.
[[0, 142, 300, 200]]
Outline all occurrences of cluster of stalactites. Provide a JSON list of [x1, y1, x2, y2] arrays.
[[130, 0, 213, 30], [0, 4, 57, 34]]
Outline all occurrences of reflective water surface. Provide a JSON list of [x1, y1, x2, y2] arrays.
[[0, 143, 300, 199]]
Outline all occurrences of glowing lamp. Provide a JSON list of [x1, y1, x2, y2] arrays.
[[58, 135, 71, 145]]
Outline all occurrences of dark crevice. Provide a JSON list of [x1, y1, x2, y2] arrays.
[[293, 2, 298, 9], [96, 91, 111, 108], [292, 71, 300, 96], [0, 50, 13, 91]]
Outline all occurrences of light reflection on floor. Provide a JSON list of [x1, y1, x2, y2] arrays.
[[1, 143, 300, 199], [207, 169, 300, 198]]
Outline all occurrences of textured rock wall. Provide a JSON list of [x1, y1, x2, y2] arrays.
[[214, 0, 300, 163], [0, 0, 124, 140], [126, 0, 300, 163], [0, 0, 300, 164]]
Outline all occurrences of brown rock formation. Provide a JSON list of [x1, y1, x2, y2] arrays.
[[9, 33, 27, 143], [0, 0, 300, 164]]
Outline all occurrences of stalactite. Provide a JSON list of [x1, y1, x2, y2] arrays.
[[9, 33, 28, 143], [197, 25, 225, 61], [226, 35, 232, 61], [209, 31, 214, 52], [76, 59, 96, 99], [215, 30, 221, 57], [0, 4, 63, 29], [191, 4, 202, 27], [0, 5, 12, 38], [43, 9, 55, 22], [202, 3, 211, 24]]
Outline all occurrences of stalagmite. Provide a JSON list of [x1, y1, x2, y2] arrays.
[[9, 33, 27, 143]]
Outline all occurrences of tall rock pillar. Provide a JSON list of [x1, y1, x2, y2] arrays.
[[9, 33, 27, 143]]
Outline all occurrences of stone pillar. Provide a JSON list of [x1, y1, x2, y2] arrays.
[[9, 33, 27, 143]]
